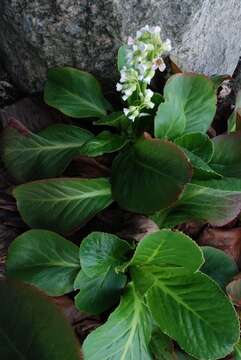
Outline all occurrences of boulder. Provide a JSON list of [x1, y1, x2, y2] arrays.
[[0, 0, 240, 92]]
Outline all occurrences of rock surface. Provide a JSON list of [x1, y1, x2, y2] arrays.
[[0, 0, 240, 92]]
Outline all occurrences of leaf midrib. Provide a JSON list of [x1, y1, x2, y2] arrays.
[[16, 188, 111, 202], [133, 155, 183, 187], [57, 87, 106, 115], [6, 141, 88, 153], [119, 292, 142, 360]]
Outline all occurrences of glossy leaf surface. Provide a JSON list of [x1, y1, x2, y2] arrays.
[[6, 230, 80, 296], [75, 232, 131, 314], [2, 121, 93, 183], [155, 74, 216, 139], [44, 67, 111, 118], [112, 138, 192, 213], [0, 280, 80, 360], [146, 271, 239, 360], [83, 284, 153, 360], [210, 132, 241, 177], [14, 178, 113, 233], [153, 181, 241, 227]]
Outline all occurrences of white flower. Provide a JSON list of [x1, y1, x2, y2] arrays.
[[153, 57, 166, 72], [120, 67, 128, 82], [116, 83, 122, 91], [127, 36, 134, 45], [123, 108, 129, 116], [141, 89, 154, 109], [153, 26, 161, 34], [123, 105, 140, 121], [142, 68, 155, 84], [136, 25, 150, 38], [117, 25, 171, 121]]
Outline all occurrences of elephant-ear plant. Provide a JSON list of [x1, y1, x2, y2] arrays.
[[2, 25, 241, 359]]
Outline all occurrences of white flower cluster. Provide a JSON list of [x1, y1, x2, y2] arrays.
[[117, 25, 171, 121]]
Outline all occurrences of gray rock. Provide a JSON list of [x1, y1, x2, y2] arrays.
[[0, 0, 240, 93], [0, 63, 19, 107], [177, 0, 241, 76]]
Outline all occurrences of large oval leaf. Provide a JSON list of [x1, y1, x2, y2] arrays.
[[74, 270, 126, 315], [44, 67, 111, 118], [130, 229, 239, 359], [74, 232, 131, 314], [153, 180, 241, 227], [174, 133, 214, 163], [0, 280, 80, 359], [130, 230, 203, 275], [2, 120, 93, 183], [146, 271, 239, 360], [79, 232, 132, 277], [174, 133, 219, 180], [111, 138, 192, 213], [155, 74, 216, 139], [13, 178, 113, 233], [6, 230, 80, 296], [83, 284, 153, 360], [210, 132, 241, 177]]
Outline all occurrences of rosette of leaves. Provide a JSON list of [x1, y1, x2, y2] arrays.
[[2, 42, 241, 360], [6, 229, 239, 359], [3, 65, 241, 232]]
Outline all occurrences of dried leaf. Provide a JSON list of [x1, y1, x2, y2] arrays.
[[198, 227, 241, 264]]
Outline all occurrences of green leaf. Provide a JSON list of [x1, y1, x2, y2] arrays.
[[234, 340, 241, 359], [154, 97, 186, 140], [228, 90, 241, 133], [210, 132, 241, 177], [155, 74, 216, 139], [146, 270, 239, 359], [149, 328, 175, 360], [2, 121, 93, 183], [228, 110, 237, 133], [6, 230, 80, 296], [130, 229, 239, 359], [44, 67, 111, 118], [79, 131, 128, 157], [0, 280, 80, 360], [117, 45, 128, 71], [79, 232, 132, 277], [195, 177, 241, 191], [74, 232, 132, 314], [182, 149, 221, 180], [74, 270, 126, 315], [201, 246, 238, 289], [95, 111, 132, 130], [174, 133, 214, 163], [174, 132, 219, 179], [83, 284, 153, 360], [14, 178, 113, 234], [130, 230, 203, 275], [111, 138, 192, 213], [153, 181, 241, 227]]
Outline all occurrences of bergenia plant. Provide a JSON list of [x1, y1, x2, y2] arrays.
[[2, 25, 241, 359]]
